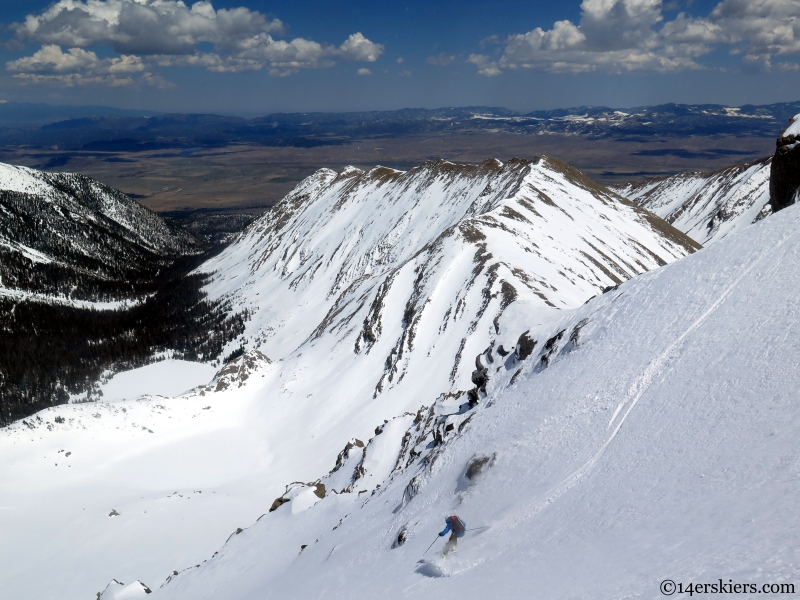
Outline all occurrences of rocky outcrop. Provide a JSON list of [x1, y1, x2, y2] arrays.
[[770, 114, 800, 213], [205, 349, 271, 393]]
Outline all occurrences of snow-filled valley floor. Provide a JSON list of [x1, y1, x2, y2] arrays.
[[2, 156, 799, 599]]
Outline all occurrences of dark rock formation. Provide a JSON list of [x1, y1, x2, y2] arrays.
[[770, 115, 800, 213], [515, 330, 536, 361]]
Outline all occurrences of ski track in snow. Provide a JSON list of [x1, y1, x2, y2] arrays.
[[516, 226, 785, 525]]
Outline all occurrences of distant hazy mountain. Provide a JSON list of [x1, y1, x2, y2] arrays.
[[0, 101, 156, 128], [1, 101, 797, 152]]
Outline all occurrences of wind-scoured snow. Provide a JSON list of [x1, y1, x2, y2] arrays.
[[614, 157, 772, 246], [201, 156, 696, 366], [0, 156, 698, 600], [783, 113, 800, 137], [154, 198, 800, 600]]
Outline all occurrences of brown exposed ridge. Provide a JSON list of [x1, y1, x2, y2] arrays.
[[405, 157, 505, 179], [364, 166, 403, 185], [330, 166, 364, 184], [536, 154, 613, 197], [534, 153, 701, 255], [623, 199, 703, 254]]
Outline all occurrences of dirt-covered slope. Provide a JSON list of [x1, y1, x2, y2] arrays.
[[614, 157, 772, 246]]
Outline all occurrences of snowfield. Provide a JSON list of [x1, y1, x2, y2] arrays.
[[155, 192, 800, 600], [96, 360, 218, 402], [3, 155, 796, 599]]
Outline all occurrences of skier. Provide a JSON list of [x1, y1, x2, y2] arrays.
[[438, 515, 466, 558]]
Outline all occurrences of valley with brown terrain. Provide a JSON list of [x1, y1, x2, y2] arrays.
[[0, 131, 775, 215]]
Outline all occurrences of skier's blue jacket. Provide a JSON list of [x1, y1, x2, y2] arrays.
[[439, 516, 466, 538]]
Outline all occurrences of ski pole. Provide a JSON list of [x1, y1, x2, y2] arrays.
[[423, 535, 439, 555], [465, 526, 489, 532]]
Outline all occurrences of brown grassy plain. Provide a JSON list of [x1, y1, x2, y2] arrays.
[[0, 132, 775, 215]]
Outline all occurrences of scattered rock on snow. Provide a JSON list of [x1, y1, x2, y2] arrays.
[[98, 579, 152, 598]]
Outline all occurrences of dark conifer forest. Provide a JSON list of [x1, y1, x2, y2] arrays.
[[0, 169, 250, 426], [0, 251, 248, 426]]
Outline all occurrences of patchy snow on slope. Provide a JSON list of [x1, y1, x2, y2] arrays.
[[614, 157, 772, 246], [0, 284, 146, 309], [97, 360, 217, 402], [154, 199, 800, 600], [0, 162, 51, 196]]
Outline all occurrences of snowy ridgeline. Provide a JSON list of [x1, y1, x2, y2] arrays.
[[0, 156, 703, 599], [153, 184, 800, 599], [199, 155, 697, 368], [613, 157, 772, 246]]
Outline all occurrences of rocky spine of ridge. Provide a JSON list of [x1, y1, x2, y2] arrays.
[[770, 113, 800, 213]]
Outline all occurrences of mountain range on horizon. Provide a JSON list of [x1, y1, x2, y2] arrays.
[[1, 100, 799, 153]]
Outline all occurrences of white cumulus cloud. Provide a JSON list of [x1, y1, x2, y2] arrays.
[[471, 0, 800, 76], [5, 43, 153, 86], [7, 0, 384, 85]]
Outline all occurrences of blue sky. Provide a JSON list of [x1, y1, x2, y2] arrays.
[[0, 0, 798, 114]]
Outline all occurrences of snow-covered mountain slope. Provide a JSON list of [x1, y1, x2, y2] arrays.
[[202, 156, 697, 365], [0, 156, 698, 600], [0, 162, 198, 301], [613, 157, 772, 246], [154, 195, 800, 600]]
